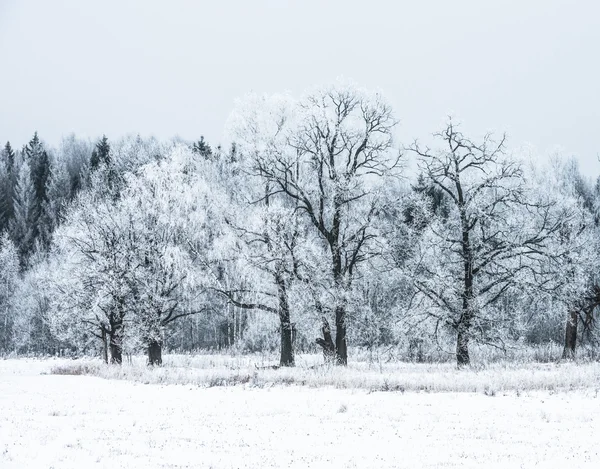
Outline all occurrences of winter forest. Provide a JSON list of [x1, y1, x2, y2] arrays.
[[1, 81, 598, 369]]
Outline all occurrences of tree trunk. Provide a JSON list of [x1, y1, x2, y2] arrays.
[[276, 273, 295, 367], [108, 328, 122, 365], [280, 324, 294, 367], [101, 328, 108, 364], [408, 338, 424, 363], [562, 308, 578, 360], [316, 317, 336, 364], [147, 340, 162, 366], [335, 305, 347, 365], [229, 305, 235, 346], [456, 324, 470, 367], [454, 174, 475, 368]]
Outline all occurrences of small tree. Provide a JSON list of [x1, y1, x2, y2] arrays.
[[191, 136, 213, 159]]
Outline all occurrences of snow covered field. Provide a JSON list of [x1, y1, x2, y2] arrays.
[[1, 359, 600, 468]]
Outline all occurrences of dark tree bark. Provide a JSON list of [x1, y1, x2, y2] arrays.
[[108, 317, 124, 365], [562, 285, 600, 358], [562, 308, 579, 360], [109, 333, 122, 364], [276, 273, 295, 367], [456, 324, 470, 367], [335, 305, 347, 365], [101, 327, 108, 364], [330, 226, 348, 365], [316, 317, 336, 364], [280, 324, 294, 367], [455, 159, 475, 367], [408, 338, 424, 362], [147, 340, 162, 366]]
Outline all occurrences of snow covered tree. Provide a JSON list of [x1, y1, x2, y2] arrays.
[[45, 156, 72, 229], [529, 157, 600, 359], [409, 121, 567, 366], [0, 233, 19, 352], [229, 80, 401, 364], [49, 184, 140, 363], [57, 134, 94, 198], [120, 157, 202, 365]]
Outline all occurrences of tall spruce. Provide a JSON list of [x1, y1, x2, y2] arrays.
[[23, 133, 51, 249], [10, 162, 38, 264], [90, 135, 111, 170], [0, 142, 16, 229], [2, 142, 15, 172]]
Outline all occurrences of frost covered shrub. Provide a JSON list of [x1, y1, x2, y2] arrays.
[[50, 362, 99, 375], [239, 312, 279, 353]]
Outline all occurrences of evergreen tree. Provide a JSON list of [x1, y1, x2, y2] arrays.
[[23, 133, 52, 249], [191, 136, 213, 159], [0, 162, 12, 232], [10, 162, 38, 264], [2, 142, 15, 172], [403, 173, 449, 230], [0, 142, 16, 230], [90, 135, 111, 170], [25, 132, 51, 206]]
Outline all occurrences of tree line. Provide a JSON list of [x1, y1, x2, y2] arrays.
[[1, 81, 599, 367]]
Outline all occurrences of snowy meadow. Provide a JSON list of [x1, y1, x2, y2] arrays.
[[2, 356, 600, 468]]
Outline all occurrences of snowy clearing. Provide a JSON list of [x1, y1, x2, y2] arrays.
[[1, 359, 600, 468]]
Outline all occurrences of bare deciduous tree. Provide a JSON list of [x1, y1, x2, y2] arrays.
[[230, 81, 401, 364], [409, 120, 565, 366]]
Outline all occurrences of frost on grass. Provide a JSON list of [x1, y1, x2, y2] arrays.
[[45, 353, 600, 394]]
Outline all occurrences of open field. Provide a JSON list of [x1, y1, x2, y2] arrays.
[[1, 357, 600, 468]]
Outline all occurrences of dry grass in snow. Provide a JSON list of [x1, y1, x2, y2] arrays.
[[45, 352, 600, 394]]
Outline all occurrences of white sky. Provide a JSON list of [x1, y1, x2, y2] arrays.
[[1, 0, 599, 175]]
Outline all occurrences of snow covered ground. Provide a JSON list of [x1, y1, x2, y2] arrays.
[[1, 359, 600, 468]]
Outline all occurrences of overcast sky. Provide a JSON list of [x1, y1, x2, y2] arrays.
[[1, 0, 598, 175]]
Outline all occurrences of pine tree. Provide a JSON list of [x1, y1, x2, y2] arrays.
[[23, 133, 52, 250], [0, 164, 12, 232], [25, 132, 51, 206], [191, 136, 213, 159], [90, 135, 111, 170], [10, 162, 38, 264], [2, 142, 15, 172], [0, 142, 16, 230]]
